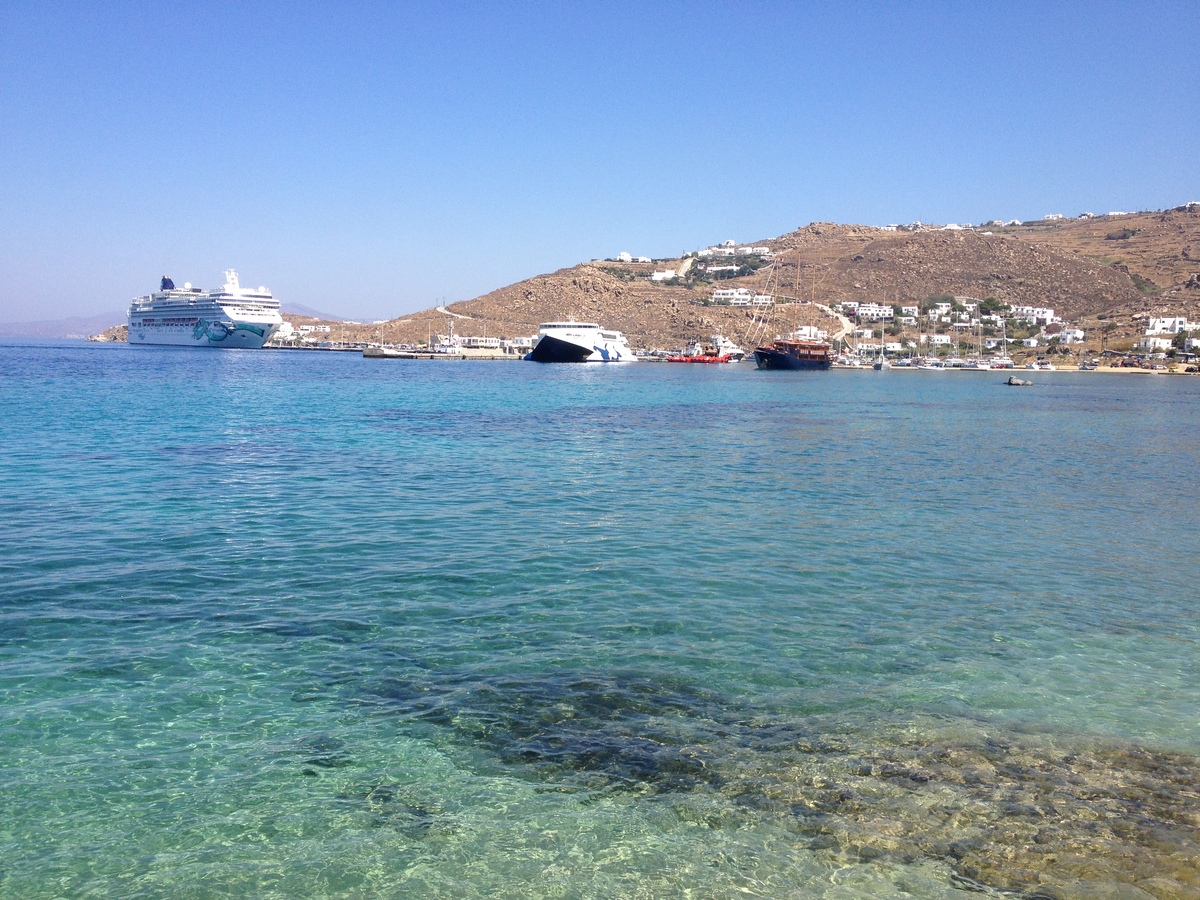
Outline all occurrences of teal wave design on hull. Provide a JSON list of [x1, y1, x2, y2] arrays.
[[193, 319, 267, 343]]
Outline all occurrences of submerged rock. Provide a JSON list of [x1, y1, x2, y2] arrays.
[[717, 720, 1200, 898], [350, 669, 1200, 896], [365, 672, 722, 792]]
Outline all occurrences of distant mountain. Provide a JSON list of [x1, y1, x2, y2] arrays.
[[0, 312, 126, 339], [282, 303, 358, 321]]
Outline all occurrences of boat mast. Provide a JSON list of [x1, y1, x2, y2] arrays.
[[792, 247, 802, 339]]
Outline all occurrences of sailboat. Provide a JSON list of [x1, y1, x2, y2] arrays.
[[966, 316, 991, 370], [751, 249, 835, 371], [992, 319, 1015, 368], [872, 327, 891, 369]]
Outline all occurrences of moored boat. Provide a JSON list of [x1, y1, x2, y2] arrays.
[[127, 270, 283, 348], [753, 338, 833, 370], [710, 333, 746, 361], [666, 352, 731, 364], [524, 321, 636, 363], [666, 336, 737, 363]]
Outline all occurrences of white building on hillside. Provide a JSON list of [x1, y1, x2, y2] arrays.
[[1147, 317, 1190, 334], [855, 302, 894, 321], [1139, 336, 1174, 351], [1009, 306, 1059, 325], [712, 288, 773, 307]]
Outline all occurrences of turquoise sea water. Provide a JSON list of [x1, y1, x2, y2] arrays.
[[2, 341, 1198, 898]]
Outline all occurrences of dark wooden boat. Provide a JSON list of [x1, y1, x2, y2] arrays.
[[752, 339, 833, 370]]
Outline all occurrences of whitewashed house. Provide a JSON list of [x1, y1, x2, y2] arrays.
[[1147, 317, 1190, 334], [854, 302, 893, 321], [712, 288, 772, 307], [1010, 306, 1059, 325], [1138, 336, 1174, 352]]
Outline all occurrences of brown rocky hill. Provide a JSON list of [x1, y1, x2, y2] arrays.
[[990, 204, 1200, 341], [382, 205, 1199, 350], [760, 223, 1143, 321], [378, 264, 830, 352], [997, 204, 1200, 300]]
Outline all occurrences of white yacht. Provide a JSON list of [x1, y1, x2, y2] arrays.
[[127, 270, 283, 348], [525, 321, 637, 363], [711, 333, 746, 361]]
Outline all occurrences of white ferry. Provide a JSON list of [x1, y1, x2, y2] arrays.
[[524, 321, 637, 363], [127, 270, 283, 348]]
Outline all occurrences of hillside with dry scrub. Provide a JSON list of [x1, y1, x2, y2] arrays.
[[374, 205, 1199, 350]]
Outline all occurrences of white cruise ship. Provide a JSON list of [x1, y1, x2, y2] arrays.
[[524, 321, 637, 363], [127, 270, 283, 348]]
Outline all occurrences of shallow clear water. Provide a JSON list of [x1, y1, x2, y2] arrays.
[[2, 342, 1198, 897]]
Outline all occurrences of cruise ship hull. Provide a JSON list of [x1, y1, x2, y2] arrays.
[[128, 319, 280, 349]]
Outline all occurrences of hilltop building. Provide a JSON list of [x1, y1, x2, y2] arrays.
[[697, 242, 772, 259], [712, 288, 773, 307]]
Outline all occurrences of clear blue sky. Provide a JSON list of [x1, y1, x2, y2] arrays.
[[2, 1, 1196, 322]]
